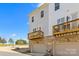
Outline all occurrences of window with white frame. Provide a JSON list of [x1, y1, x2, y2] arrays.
[[55, 3, 60, 11], [41, 10, 44, 18], [32, 16, 34, 22], [61, 17, 65, 23], [57, 19, 60, 24], [33, 28, 36, 32], [57, 17, 65, 24]]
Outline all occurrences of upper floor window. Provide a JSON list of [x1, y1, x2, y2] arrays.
[[41, 10, 44, 18], [39, 27, 41, 30], [57, 17, 65, 24], [55, 3, 60, 11], [32, 16, 34, 22], [61, 17, 65, 23], [57, 19, 60, 24], [33, 28, 36, 32]]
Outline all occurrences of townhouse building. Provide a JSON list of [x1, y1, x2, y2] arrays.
[[28, 3, 79, 55]]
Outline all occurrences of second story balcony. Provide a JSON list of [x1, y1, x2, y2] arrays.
[[28, 30, 44, 40], [53, 18, 79, 37]]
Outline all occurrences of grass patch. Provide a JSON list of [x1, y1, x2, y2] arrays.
[[0, 44, 14, 46]]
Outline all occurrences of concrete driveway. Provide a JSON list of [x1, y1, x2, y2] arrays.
[[0, 46, 30, 56], [0, 51, 30, 56], [0, 46, 45, 56]]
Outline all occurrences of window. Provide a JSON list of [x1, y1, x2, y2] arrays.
[[55, 3, 60, 11], [33, 29, 34, 32], [41, 10, 44, 18], [57, 19, 60, 24], [57, 17, 65, 24], [39, 27, 41, 30], [61, 17, 65, 23], [32, 16, 34, 22], [33, 28, 36, 32]]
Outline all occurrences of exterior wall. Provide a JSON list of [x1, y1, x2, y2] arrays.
[[29, 4, 50, 36]]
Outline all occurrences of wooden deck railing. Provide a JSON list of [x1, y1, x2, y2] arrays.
[[28, 30, 44, 40], [53, 18, 79, 36]]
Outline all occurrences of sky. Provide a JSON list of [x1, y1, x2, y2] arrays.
[[0, 3, 41, 41]]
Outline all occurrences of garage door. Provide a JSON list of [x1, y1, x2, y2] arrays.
[[32, 44, 47, 53], [55, 42, 79, 56]]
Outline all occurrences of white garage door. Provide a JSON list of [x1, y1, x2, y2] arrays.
[[32, 44, 47, 53], [55, 42, 79, 56]]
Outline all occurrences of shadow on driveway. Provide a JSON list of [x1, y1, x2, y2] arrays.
[[12, 48, 45, 56]]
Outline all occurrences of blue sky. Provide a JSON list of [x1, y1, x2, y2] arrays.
[[0, 3, 40, 41]]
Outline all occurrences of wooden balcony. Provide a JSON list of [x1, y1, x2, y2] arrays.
[[28, 30, 44, 40], [53, 18, 79, 37]]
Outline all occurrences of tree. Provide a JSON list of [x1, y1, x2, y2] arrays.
[[15, 39, 27, 45], [0, 37, 2, 43], [8, 38, 14, 44], [0, 37, 7, 44], [1, 38, 7, 44]]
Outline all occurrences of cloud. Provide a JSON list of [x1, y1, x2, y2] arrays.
[[12, 34, 16, 37], [37, 3, 44, 7]]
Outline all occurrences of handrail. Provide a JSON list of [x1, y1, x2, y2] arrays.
[[53, 18, 79, 35], [28, 30, 44, 40]]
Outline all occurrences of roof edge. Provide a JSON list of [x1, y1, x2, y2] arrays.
[[29, 3, 49, 17]]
